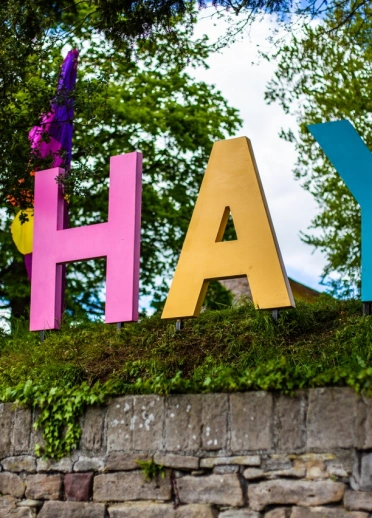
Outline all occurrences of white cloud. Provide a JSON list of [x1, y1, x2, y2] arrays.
[[190, 12, 327, 291]]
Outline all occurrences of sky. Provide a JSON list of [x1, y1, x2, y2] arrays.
[[190, 12, 327, 292]]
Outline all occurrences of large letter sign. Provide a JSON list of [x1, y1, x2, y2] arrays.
[[308, 120, 372, 302], [30, 152, 142, 331], [162, 137, 295, 319]]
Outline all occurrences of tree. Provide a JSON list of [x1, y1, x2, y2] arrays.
[[0, 6, 241, 319], [265, 6, 372, 296]]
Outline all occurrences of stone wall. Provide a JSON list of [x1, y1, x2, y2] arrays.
[[1, 388, 372, 516]]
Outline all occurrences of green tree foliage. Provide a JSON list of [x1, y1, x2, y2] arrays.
[[0, 3, 241, 318], [265, 6, 372, 296]]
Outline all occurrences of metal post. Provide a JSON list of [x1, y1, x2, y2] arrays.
[[40, 330, 45, 342], [176, 319, 184, 332], [116, 323, 124, 332], [363, 302, 372, 316], [272, 309, 279, 324]]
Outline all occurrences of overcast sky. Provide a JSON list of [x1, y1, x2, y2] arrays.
[[190, 12, 327, 292]]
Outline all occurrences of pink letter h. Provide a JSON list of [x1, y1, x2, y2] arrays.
[[30, 152, 142, 331]]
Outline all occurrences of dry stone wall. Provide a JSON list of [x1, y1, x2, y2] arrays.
[[1, 388, 372, 516]]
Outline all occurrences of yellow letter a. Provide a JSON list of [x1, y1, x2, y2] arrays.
[[162, 137, 295, 319]]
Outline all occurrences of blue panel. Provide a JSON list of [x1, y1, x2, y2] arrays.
[[308, 120, 372, 301]]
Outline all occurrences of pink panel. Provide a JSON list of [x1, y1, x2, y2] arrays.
[[30, 152, 142, 331]]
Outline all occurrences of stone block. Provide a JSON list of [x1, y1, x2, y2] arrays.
[[1, 455, 36, 473], [74, 456, 104, 472], [290, 506, 368, 517], [0, 506, 32, 518], [17, 499, 43, 508], [243, 468, 264, 480], [307, 388, 358, 449], [351, 451, 372, 491], [81, 407, 105, 451], [219, 511, 261, 517], [107, 397, 133, 451], [108, 503, 215, 518], [12, 407, 32, 452], [248, 480, 345, 511], [30, 409, 44, 452], [213, 465, 239, 474], [64, 472, 93, 502], [93, 471, 171, 502], [265, 463, 306, 480], [275, 393, 305, 450], [25, 474, 62, 500], [131, 396, 164, 450], [0, 404, 12, 455], [153, 453, 199, 470], [107, 396, 164, 452], [201, 394, 228, 450], [38, 501, 106, 518], [108, 502, 175, 517], [345, 489, 372, 511], [105, 453, 152, 471], [200, 456, 261, 468], [0, 473, 25, 497], [230, 392, 273, 451], [177, 474, 244, 507], [176, 504, 217, 517], [264, 510, 289, 518], [165, 395, 202, 452], [0, 496, 33, 517], [37, 457, 72, 472]]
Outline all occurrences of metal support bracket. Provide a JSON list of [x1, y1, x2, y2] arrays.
[[176, 319, 184, 332]]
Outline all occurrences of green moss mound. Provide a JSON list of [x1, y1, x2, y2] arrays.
[[2, 297, 372, 458]]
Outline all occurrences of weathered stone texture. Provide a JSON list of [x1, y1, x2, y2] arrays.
[[0, 473, 25, 498], [108, 502, 174, 518], [64, 472, 93, 502], [0, 496, 32, 518], [81, 407, 105, 451], [264, 510, 289, 518], [93, 471, 171, 502], [36, 457, 72, 473], [176, 504, 217, 517], [25, 474, 62, 500], [0, 506, 32, 518], [165, 395, 202, 452], [307, 388, 358, 448], [248, 480, 345, 511], [1, 456, 36, 473], [38, 501, 106, 518], [107, 396, 164, 452], [177, 474, 244, 507], [230, 392, 273, 451], [345, 489, 372, 511], [290, 507, 368, 517], [275, 393, 305, 450], [219, 511, 261, 517], [105, 452, 151, 471], [73, 456, 104, 472], [108, 503, 216, 518], [0, 404, 12, 455], [107, 397, 134, 452], [153, 452, 199, 470], [201, 394, 228, 450], [351, 451, 372, 491], [131, 396, 164, 450], [200, 456, 261, 468], [12, 407, 32, 452]]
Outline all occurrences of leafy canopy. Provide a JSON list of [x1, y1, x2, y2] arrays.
[[0, 3, 241, 317], [265, 3, 372, 296]]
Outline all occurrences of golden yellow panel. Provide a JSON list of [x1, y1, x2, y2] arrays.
[[162, 137, 295, 319], [10, 209, 34, 255]]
